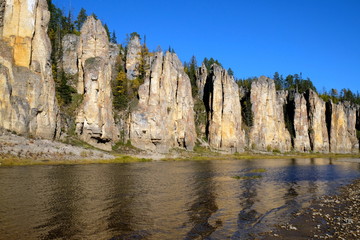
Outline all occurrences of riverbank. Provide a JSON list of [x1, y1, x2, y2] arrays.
[[262, 178, 360, 239], [1, 132, 360, 166]]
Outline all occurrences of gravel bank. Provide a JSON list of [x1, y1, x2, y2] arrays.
[[263, 179, 360, 239], [0, 132, 115, 161]]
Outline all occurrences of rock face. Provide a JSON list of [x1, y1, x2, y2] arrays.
[[62, 34, 79, 76], [125, 35, 141, 80], [305, 90, 329, 152], [203, 64, 245, 152], [0, 0, 5, 35], [249, 77, 292, 152], [75, 16, 118, 150], [293, 93, 311, 152], [0, 0, 59, 139], [329, 102, 358, 153], [196, 63, 208, 99], [130, 51, 196, 152]]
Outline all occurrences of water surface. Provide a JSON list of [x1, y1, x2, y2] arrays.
[[1, 158, 359, 239]]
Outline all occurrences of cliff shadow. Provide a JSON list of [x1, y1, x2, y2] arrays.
[[284, 91, 296, 148]]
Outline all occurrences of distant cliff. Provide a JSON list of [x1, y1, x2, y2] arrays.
[[0, 0, 359, 154]]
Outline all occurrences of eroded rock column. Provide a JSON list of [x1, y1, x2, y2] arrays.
[[75, 16, 118, 150], [130, 51, 196, 152], [249, 77, 292, 152], [0, 0, 59, 139], [204, 64, 245, 153]]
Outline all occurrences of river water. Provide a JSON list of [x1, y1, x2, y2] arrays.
[[1, 158, 359, 240]]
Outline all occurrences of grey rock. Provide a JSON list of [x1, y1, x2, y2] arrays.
[[330, 101, 358, 153], [204, 64, 245, 153], [130, 51, 196, 152], [62, 34, 79, 75], [125, 35, 141, 80], [196, 63, 208, 99], [293, 93, 311, 152], [0, 0, 59, 139], [306, 89, 329, 152], [75, 16, 119, 151], [249, 76, 292, 152]]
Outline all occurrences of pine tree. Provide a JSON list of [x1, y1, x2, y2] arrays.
[[110, 31, 117, 44], [104, 23, 110, 40], [75, 8, 87, 31], [228, 68, 234, 77]]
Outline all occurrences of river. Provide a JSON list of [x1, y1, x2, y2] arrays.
[[0, 158, 359, 239]]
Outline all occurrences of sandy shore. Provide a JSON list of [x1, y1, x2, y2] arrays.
[[262, 179, 360, 239]]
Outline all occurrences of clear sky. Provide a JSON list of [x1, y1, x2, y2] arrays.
[[53, 0, 360, 93]]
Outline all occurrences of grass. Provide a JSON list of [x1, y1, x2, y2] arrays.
[[247, 168, 267, 173], [1, 144, 360, 167], [0, 154, 151, 166], [232, 175, 263, 180]]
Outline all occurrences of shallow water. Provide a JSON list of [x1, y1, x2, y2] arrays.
[[0, 158, 359, 240]]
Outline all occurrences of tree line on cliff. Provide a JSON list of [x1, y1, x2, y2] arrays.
[[47, 0, 360, 132]]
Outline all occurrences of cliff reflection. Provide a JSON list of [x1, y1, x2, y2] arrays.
[[0, 159, 359, 240], [185, 161, 219, 239]]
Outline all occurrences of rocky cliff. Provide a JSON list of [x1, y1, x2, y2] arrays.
[[62, 34, 79, 77], [249, 77, 292, 152], [293, 93, 311, 152], [0, 0, 59, 139], [125, 35, 141, 80], [196, 63, 207, 99], [75, 16, 118, 150], [329, 102, 358, 153], [305, 90, 330, 152], [203, 64, 245, 152], [130, 51, 196, 152], [0, 0, 5, 35]]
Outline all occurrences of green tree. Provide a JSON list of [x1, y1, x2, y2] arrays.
[[75, 8, 87, 31], [110, 31, 117, 44], [184, 56, 198, 97], [203, 57, 222, 71], [104, 23, 110, 40], [228, 68, 234, 77]]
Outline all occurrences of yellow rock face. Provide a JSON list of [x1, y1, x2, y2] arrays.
[[13, 36, 32, 67], [2, 0, 37, 67]]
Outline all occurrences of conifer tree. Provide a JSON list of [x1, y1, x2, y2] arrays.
[[75, 8, 87, 31]]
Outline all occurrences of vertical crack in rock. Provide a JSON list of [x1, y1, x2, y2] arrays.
[[130, 51, 196, 152], [293, 92, 311, 152], [75, 16, 119, 150], [0, 0, 59, 139], [249, 76, 291, 152], [204, 64, 245, 153], [305, 89, 329, 152]]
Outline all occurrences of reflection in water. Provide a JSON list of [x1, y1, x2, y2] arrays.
[[0, 158, 359, 240], [185, 161, 219, 239]]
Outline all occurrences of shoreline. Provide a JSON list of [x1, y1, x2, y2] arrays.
[[1, 132, 360, 167], [262, 178, 360, 239], [1, 150, 360, 167]]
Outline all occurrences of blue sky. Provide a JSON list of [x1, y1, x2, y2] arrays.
[[53, 0, 360, 93]]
